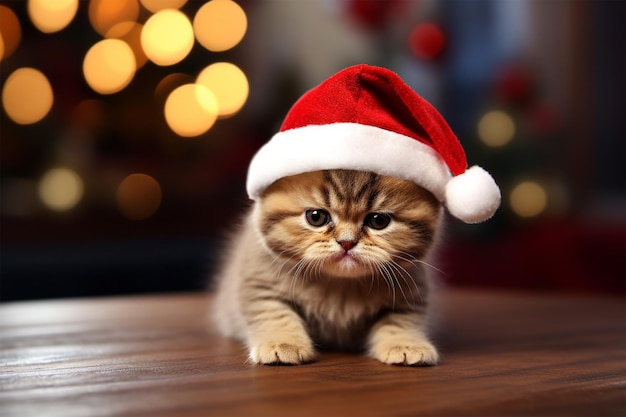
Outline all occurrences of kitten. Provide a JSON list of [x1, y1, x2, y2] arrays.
[[213, 169, 443, 366]]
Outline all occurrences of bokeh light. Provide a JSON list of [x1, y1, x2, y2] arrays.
[[38, 168, 84, 212], [83, 39, 136, 94], [139, 0, 187, 13], [196, 62, 248, 118], [155, 72, 193, 101], [2, 68, 54, 125], [28, 0, 79, 34], [164, 83, 218, 137], [117, 173, 162, 220], [494, 64, 533, 104], [0, 5, 22, 60], [193, 0, 247, 52], [106, 21, 148, 69], [69, 99, 106, 133], [141, 9, 194, 66], [409, 22, 445, 59], [509, 181, 548, 218], [88, 0, 140, 37], [477, 110, 515, 147]]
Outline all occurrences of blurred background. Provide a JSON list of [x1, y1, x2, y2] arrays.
[[1, 0, 624, 301]]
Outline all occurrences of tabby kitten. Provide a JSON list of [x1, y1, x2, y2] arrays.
[[213, 169, 443, 366]]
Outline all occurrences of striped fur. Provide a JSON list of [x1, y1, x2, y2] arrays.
[[213, 170, 443, 365]]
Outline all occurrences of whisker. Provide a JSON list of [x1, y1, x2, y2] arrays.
[[364, 259, 376, 296], [271, 253, 299, 296], [387, 260, 416, 303], [389, 260, 424, 306], [286, 258, 308, 300], [375, 262, 396, 309], [394, 251, 447, 276], [386, 262, 411, 307]]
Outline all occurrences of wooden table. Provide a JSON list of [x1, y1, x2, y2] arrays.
[[1, 289, 624, 416]]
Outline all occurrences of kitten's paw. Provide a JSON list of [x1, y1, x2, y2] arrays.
[[371, 339, 439, 366], [249, 340, 316, 365]]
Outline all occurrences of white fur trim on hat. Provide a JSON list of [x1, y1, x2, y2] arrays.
[[444, 166, 501, 223], [246, 122, 452, 201]]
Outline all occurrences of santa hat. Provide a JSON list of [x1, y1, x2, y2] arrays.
[[246, 64, 500, 223]]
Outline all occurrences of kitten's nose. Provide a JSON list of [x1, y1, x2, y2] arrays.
[[338, 240, 357, 251]]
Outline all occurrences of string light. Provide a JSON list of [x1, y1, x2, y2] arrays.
[[117, 173, 162, 220], [193, 0, 247, 52], [196, 62, 248, 118], [477, 110, 515, 147], [509, 181, 548, 218], [4, 0, 253, 222], [155, 73, 193, 101], [38, 168, 84, 212], [409, 22, 445, 60], [139, 0, 187, 13], [88, 0, 139, 37], [83, 39, 136, 94], [69, 99, 106, 133], [2, 67, 54, 125], [27, 0, 79, 34], [0, 5, 22, 61], [106, 22, 148, 69], [164, 83, 218, 137], [141, 9, 194, 66]]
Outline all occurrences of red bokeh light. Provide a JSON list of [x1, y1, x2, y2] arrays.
[[409, 22, 445, 60], [493, 64, 534, 104]]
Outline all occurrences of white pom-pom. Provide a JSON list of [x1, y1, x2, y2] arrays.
[[444, 166, 501, 223]]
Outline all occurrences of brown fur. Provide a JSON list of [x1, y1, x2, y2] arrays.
[[213, 169, 443, 365]]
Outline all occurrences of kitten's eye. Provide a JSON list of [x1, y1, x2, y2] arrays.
[[305, 209, 330, 227], [364, 213, 391, 230]]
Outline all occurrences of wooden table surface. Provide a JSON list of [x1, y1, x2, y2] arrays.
[[1, 288, 624, 417]]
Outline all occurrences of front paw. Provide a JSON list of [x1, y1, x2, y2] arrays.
[[249, 338, 316, 365], [370, 339, 439, 366]]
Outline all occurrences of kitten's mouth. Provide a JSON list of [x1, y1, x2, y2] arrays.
[[324, 252, 369, 278]]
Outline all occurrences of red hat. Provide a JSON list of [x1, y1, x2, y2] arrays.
[[246, 64, 500, 223]]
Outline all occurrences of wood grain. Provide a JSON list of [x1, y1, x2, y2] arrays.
[[1, 289, 624, 417]]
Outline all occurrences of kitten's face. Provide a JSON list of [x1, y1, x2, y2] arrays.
[[256, 170, 442, 279]]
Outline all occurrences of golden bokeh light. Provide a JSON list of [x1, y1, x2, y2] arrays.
[[197, 62, 248, 118], [28, 0, 79, 34], [164, 84, 218, 137], [106, 21, 148, 69], [509, 181, 548, 218], [0, 5, 22, 61], [155, 73, 193, 101], [83, 39, 136, 94], [477, 110, 515, 147], [141, 9, 194, 66], [88, 0, 139, 37], [139, 0, 187, 13], [117, 173, 162, 220], [2, 67, 54, 125], [70, 99, 106, 133], [38, 168, 84, 212], [193, 0, 247, 52]]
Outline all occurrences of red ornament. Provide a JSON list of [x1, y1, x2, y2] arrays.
[[493, 64, 534, 104], [346, 0, 407, 30], [409, 22, 445, 60], [527, 100, 560, 137]]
